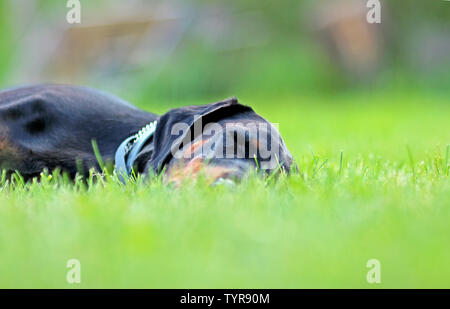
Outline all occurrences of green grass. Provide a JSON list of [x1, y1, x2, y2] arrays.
[[0, 93, 449, 288]]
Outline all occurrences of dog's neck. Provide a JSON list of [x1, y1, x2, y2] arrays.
[[115, 120, 158, 183]]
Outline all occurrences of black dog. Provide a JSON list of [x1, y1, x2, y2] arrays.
[[0, 84, 293, 184]]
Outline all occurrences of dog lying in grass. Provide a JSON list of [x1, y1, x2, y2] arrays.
[[0, 84, 293, 184]]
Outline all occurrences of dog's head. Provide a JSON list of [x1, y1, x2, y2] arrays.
[[137, 98, 294, 185]]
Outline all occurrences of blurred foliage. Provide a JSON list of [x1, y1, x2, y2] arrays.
[[128, 0, 450, 101], [0, 0, 449, 100], [128, 42, 341, 103], [0, 1, 13, 84]]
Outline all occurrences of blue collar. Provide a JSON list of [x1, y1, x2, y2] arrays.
[[115, 121, 157, 183]]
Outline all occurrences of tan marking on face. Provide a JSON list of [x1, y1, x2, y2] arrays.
[[252, 138, 260, 149], [165, 157, 233, 186], [183, 139, 208, 158]]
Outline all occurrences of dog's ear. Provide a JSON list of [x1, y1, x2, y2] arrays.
[[143, 98, 254, 173]]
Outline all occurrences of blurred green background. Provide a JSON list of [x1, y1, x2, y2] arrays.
[[0, 0, 449, 289], [0, 0, 449, 102]]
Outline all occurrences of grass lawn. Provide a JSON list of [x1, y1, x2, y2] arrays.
[[0, 92, 449, 288]]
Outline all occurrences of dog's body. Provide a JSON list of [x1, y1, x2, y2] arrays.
[[0, 84, 293, 183]]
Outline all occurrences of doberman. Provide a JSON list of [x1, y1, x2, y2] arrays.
[[0, 84, 293, 184]]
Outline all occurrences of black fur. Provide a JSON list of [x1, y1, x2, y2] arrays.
[[0, 84, 293, 182]]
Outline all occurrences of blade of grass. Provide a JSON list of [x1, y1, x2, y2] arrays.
[[91, 139, 105, 171]]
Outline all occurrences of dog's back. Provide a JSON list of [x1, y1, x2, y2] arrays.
[[0, 84, 157, 178]]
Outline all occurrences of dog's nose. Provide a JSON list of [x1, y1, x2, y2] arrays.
[[211, 122, 293, 173]]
